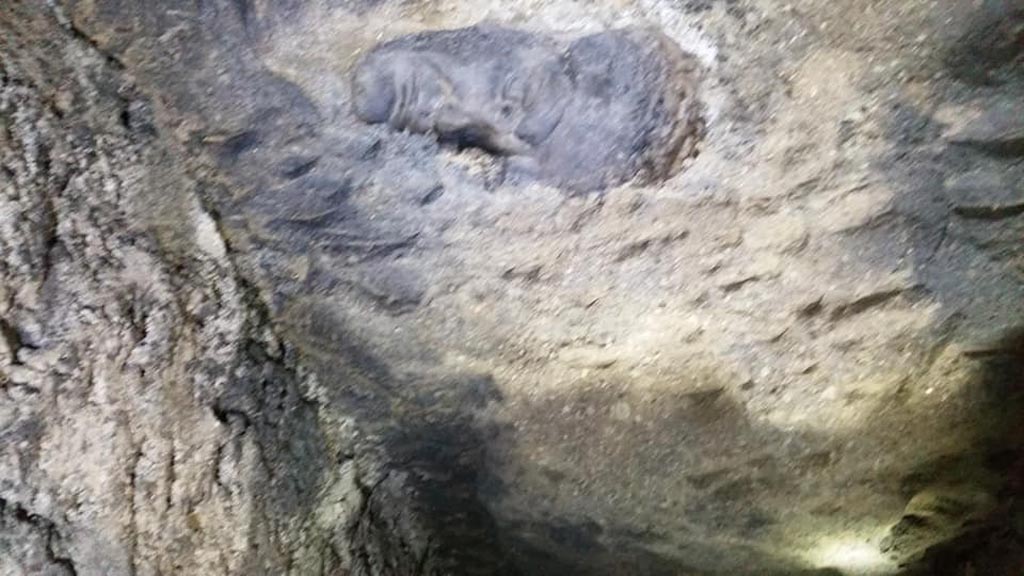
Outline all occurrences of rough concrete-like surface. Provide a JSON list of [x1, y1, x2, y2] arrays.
[[0, 4, 442, 576], [2, 0, 1023, 575]]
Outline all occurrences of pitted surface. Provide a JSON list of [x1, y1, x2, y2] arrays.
[[3, 0, 1023, 575]]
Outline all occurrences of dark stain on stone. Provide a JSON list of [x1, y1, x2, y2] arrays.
[[419, 183, 444, 205], [501, 264, 543, 283], [828, 285, 921, 321], [952, 202, 1024, 221], [500, 517, 700, 576]]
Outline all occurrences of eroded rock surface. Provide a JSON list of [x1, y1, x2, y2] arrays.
[[2, 0, 1023, 575], [352, 25, 704, 191], [0, 4, 442, 576]]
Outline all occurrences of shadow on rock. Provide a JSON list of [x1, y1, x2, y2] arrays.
[[894, 329, 1024, 574], [281, 300, 517, 575], [871, 2, 1024, 569]]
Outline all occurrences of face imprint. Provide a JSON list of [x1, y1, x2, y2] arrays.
[[352, 25, 703, 191]]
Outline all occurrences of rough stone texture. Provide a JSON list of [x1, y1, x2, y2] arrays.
[[352, 24, 704, 191], [2, 0, 1023, 575], [0, 3, 439, 576]]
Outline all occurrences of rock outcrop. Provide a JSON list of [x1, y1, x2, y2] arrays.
[[1, 4, 439, 575]]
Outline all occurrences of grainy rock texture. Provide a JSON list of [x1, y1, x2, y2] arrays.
[[0, 4, 440, 576], [1, 0, 1023, 575]]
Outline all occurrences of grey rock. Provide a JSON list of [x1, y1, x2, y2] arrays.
[[353, 25, 704, 191], [948, 101, 1024, 157], [4, 0, 1024, 575], [0, 4, 438, 576], [945, 172, 1024, 220], [943, 0, 1024, 84]]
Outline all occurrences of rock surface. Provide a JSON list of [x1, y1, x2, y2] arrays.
[[352, 24, 704, 191], [0, 4, 441, 575], [2, 0, 1023, 575]]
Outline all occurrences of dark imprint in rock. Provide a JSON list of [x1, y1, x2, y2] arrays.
[[351, 24, 704, 192]]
